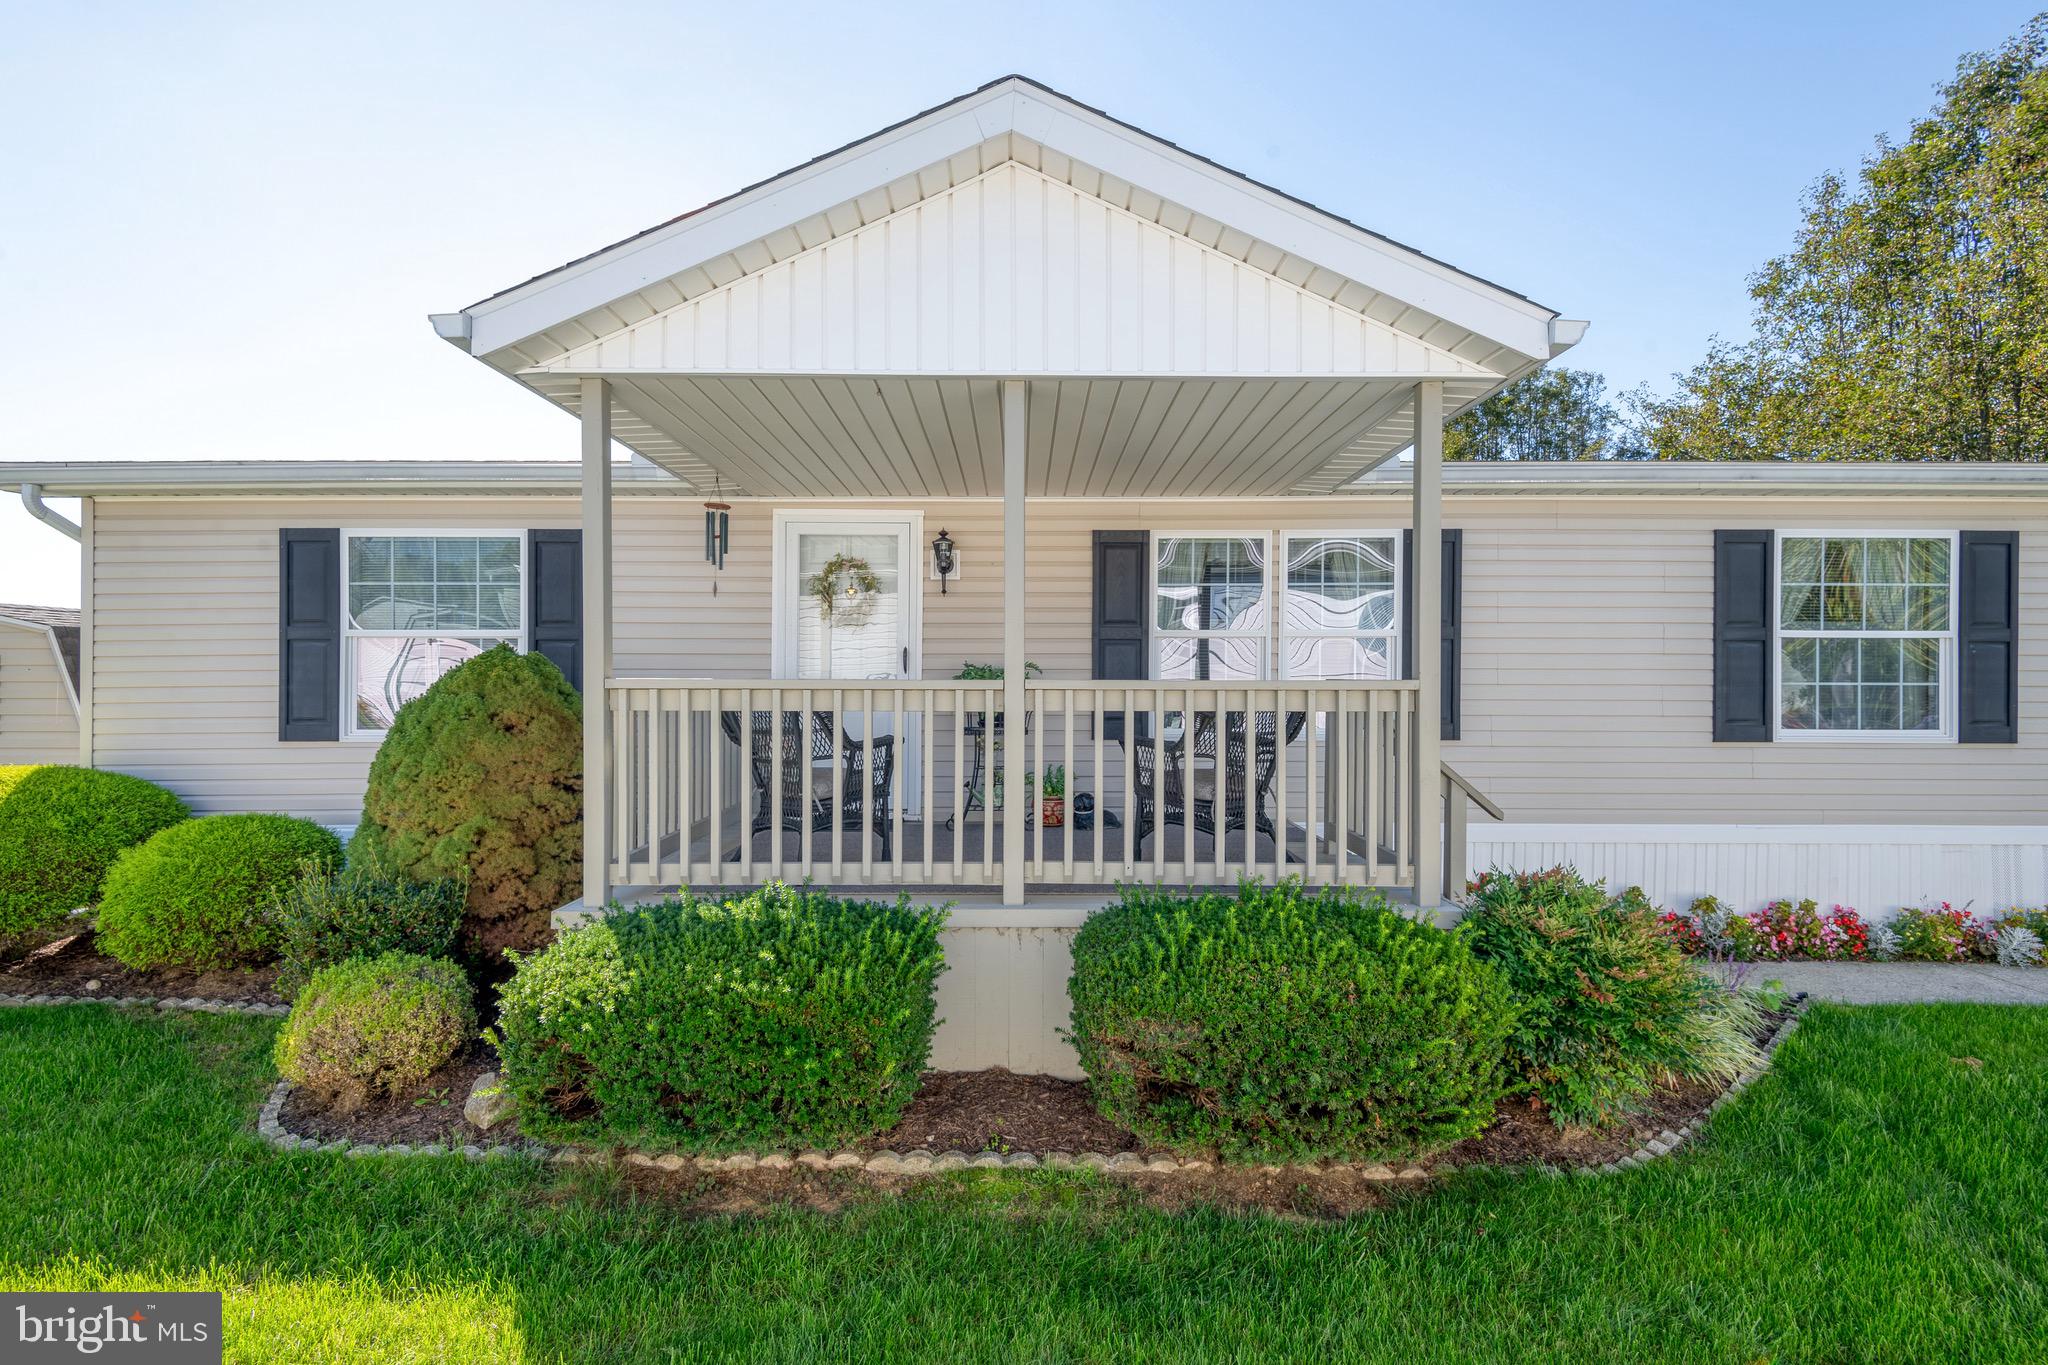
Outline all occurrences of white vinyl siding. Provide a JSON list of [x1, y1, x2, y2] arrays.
[[84, 493, 2047, 828], [539, 163, 1491, 381]]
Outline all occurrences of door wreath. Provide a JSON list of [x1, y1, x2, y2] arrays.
[[808, 553, 882, 628]]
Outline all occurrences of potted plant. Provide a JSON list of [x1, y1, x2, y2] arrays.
[[951, 661, 1044, 681], [952, 661, 1043, 735], [1037, 764, 1066, 828]]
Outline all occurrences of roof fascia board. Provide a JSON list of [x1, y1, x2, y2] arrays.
[[1001, 86, 1555, 360], [463, 79, 1556, 364], [536, 368, 1500, 382], [7, 461, 2046, 499], [0, 462, 681, 498]]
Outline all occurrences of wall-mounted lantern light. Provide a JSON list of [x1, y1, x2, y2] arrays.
[[931, 528, 956, 594]]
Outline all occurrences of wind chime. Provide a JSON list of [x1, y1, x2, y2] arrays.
[[703, 479, 731, 592]]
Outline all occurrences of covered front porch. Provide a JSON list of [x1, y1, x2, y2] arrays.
[[574, 375, 1481, 910], [426, 76, 1577, 914]]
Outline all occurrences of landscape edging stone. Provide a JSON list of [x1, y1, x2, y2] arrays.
[[238, 994, 1815, 1179]]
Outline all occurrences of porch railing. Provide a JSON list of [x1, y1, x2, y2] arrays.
[[601, 678, 1435, 894]]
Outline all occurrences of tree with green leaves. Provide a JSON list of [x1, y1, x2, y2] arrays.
[[1444, 367, 1622, 461], [1634, 15, 2048, 461]]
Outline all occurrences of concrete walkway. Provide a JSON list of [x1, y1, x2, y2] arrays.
[[1755, 962, 2048, 1005]]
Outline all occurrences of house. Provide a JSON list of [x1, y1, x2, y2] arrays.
[[4, 77, 2040, 1072], [0, 603, 81, 766]]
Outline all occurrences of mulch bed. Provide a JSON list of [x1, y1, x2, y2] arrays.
[[270, 1006, 1799, 1218], [2, 930, 283, 1006], [1432, 1003, 1792, 1170], [280, 1021, 1781, 1175], [1431, 1075, 1721, 1169], [278, 1049, 498, 1147], [868, 1068, 1142, 1156]]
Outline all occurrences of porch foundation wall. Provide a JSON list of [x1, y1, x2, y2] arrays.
[[932, 918, 1082, 1078], [1467, 823, 2048, 918]]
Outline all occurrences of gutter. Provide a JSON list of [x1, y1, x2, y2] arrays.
[[2, 460, 2044, 500], [18, 484, 81, 540], [0, 461, 691, 499]]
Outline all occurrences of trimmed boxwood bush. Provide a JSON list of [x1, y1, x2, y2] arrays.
[[96, 814, 342, 969], [491, 884, 946, 1149], [0, 765, 189, 940], [269, 854, 466, 998], [0, 765, 38, 804], [1464, 866, 1760, 1129], [275, 952, 475, 1109], [353, 646, 580, 959], [1066, 882, 1519, 1162]]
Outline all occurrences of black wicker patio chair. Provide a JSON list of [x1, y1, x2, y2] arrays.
[[720, 709, 896, 861]]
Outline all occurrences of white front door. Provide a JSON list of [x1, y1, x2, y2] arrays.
[[774, 514, 923, 808]]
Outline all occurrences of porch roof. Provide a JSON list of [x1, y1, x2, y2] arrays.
[[431, 76, 1583, 498]]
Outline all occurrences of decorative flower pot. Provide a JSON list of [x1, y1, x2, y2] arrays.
[[1040, 796, 1065, 828]]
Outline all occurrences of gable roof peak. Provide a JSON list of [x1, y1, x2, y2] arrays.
[[445, 74, 1566, 369]]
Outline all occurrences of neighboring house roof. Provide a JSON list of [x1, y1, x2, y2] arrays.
[[3, 460, 2043, 500], [0, 604, 81, 692]]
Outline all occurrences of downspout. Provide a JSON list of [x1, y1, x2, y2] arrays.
[[19, 484, 81, 541]]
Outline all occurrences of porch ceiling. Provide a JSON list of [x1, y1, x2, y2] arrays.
[[560, 374, 1492, 498]]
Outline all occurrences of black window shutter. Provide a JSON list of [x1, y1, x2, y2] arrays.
[[1713, 530, 1774, 742], [1092, 530, 1148, 742], [1400, 529, 1462, 740], [528, 529, 584, 691], [278, 528, 341, 742], [1958, 530, 2018, 744]]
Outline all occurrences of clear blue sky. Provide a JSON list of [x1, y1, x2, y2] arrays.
[[1, 0, 2036, 604]]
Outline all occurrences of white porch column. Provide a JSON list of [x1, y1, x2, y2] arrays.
[[580, 377, 614, 913], [1411, 380, 1444, 913], [1000, 380, 1028, 904]]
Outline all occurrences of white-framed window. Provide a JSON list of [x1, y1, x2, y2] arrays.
[[1279, 532, 1401, 680], [342, 531, 525, 738], [1774, 531, 1955, 741], [1152, 534, 1270, 680]]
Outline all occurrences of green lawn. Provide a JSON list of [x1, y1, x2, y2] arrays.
[[1, 1004, 2043, 1364]]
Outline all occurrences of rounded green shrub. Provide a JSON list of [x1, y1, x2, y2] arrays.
[[275, 952, 475, 1109], [96, 814, 342, 969], [353, 646, 580, 959], [1066, 883, 1519, 1162], [269, 853, 467, 998], [491, 884, 946, 1149], [1463, 867, 1760, 1129], [0, 765, 39, 804], [0, 765, 189, 939]]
